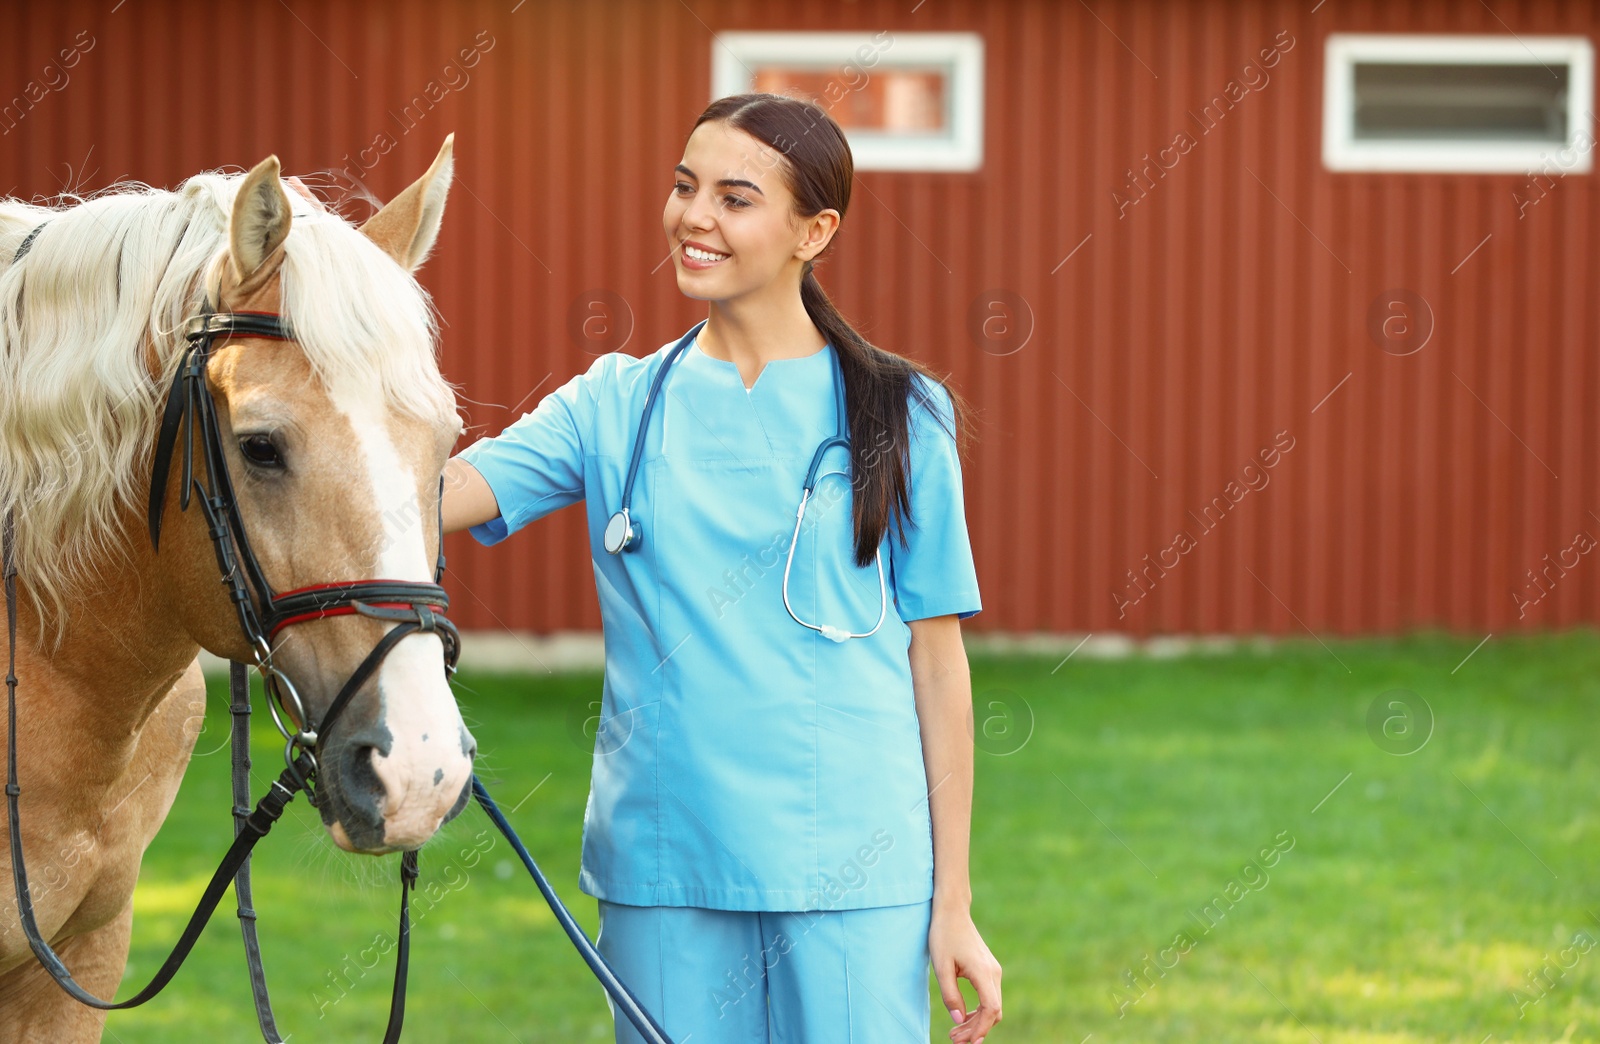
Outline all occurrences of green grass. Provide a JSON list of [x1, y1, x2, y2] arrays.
[[101, 631, 1600, 1042]]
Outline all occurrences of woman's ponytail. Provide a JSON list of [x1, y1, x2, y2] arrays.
[[800, 258, 974, 569]]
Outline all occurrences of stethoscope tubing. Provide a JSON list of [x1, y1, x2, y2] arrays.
[[607, 321, 887, 640]]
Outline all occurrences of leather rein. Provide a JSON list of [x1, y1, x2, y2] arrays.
[[4, 222, 457, 1042]]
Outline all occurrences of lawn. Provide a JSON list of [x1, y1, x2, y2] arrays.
[[100, 630, 1600, 1042]]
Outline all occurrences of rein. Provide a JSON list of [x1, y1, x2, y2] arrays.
[[3, 223, 674, 1043]]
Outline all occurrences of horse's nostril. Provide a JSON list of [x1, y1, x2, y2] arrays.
[[341, 743, 387, 819]]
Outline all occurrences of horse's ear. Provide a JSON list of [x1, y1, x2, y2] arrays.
[[360, 134, 454, 272], [229, 155, 293, 292]]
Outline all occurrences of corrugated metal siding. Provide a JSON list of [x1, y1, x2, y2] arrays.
[[2, 0, 1595, 637]]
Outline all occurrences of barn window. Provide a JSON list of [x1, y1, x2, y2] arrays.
[[711, 31, 984, 172], [1322, 33, 1594, 173]]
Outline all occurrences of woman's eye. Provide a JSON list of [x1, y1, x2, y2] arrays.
[[238, 434, 284, 469], [674, 182, 692, 194], [723, 195, 751, 208]]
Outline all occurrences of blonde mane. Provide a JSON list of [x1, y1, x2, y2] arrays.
[[0, 172, 457, 639]]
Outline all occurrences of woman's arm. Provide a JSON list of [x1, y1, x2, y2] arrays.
[[910, 613, 1003, 1043], [441, 457, 502, 535]]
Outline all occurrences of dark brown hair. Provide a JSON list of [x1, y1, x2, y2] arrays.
[[691, 92, 977, 568]]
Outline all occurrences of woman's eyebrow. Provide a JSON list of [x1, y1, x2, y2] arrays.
[[674, 164, 765, 196]]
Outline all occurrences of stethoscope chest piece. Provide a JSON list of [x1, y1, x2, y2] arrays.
[[604, 508, 639, 554]]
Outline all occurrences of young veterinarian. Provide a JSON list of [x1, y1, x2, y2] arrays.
[[442, 92, 1003, 1044]]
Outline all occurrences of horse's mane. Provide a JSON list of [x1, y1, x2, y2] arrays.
[[0, 172, 457, 641]]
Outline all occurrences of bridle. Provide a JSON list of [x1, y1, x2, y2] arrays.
[[146, 303, 461, 797], [3, 222, 677, 1043]]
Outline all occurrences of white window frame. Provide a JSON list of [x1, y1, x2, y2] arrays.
[[1322, 33, 1595, 173], [711, 31, 984, 172]]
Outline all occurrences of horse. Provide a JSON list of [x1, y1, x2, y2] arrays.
[[0, 136, 476, 1041]]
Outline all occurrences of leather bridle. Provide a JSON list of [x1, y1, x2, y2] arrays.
[[146, 303, 462, 796]]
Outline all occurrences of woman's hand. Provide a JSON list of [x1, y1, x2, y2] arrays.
[[930, 903, 1003, 1043]]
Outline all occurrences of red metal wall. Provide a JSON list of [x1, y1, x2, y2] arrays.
[[2, 0, 1596, 638]]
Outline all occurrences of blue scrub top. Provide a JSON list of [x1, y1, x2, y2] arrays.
[[457, 326, 982, 911]]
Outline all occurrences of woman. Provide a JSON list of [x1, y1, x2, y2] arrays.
[[442, 93, 1003, 1044]]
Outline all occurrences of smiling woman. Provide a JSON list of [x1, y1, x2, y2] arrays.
[[443, 91, 1001, 1044]]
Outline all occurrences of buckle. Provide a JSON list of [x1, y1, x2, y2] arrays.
[[181, 314, 213, 342]]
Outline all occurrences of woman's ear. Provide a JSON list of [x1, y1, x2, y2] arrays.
[[798, 208, 841, 261]]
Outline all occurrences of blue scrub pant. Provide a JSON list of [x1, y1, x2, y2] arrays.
[[595, 898, 933, 1044]]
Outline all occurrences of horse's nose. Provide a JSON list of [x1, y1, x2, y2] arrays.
[[361, 722, 476, 849]]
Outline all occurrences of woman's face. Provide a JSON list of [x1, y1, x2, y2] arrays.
[[663, 119, 837, 303]]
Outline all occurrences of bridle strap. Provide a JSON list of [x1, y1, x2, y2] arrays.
[[229, 660, 282, 1043], [266, 580, 451, 639], [147, 312, 292, 555], [10, 222, 46, 263], [147, 354, 193, 553]]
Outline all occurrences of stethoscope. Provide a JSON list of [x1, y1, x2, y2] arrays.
[[603, 319, 887, 642]]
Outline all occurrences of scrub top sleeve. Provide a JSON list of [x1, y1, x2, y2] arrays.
[[890, 375, 983, 622], [454, 361, 597, 547]]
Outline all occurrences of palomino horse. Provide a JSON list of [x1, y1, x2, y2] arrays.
[[0, 137, 476, 1040]]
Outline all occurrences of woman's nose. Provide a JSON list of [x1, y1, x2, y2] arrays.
[[682, 195, 720, 231]]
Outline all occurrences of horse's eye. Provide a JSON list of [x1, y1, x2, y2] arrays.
[[238, 434, 284, 469]]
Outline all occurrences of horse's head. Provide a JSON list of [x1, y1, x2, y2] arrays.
[[159, 139, 475, 854]]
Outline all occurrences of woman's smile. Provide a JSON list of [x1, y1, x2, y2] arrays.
[[681, 240, 731, 269]]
